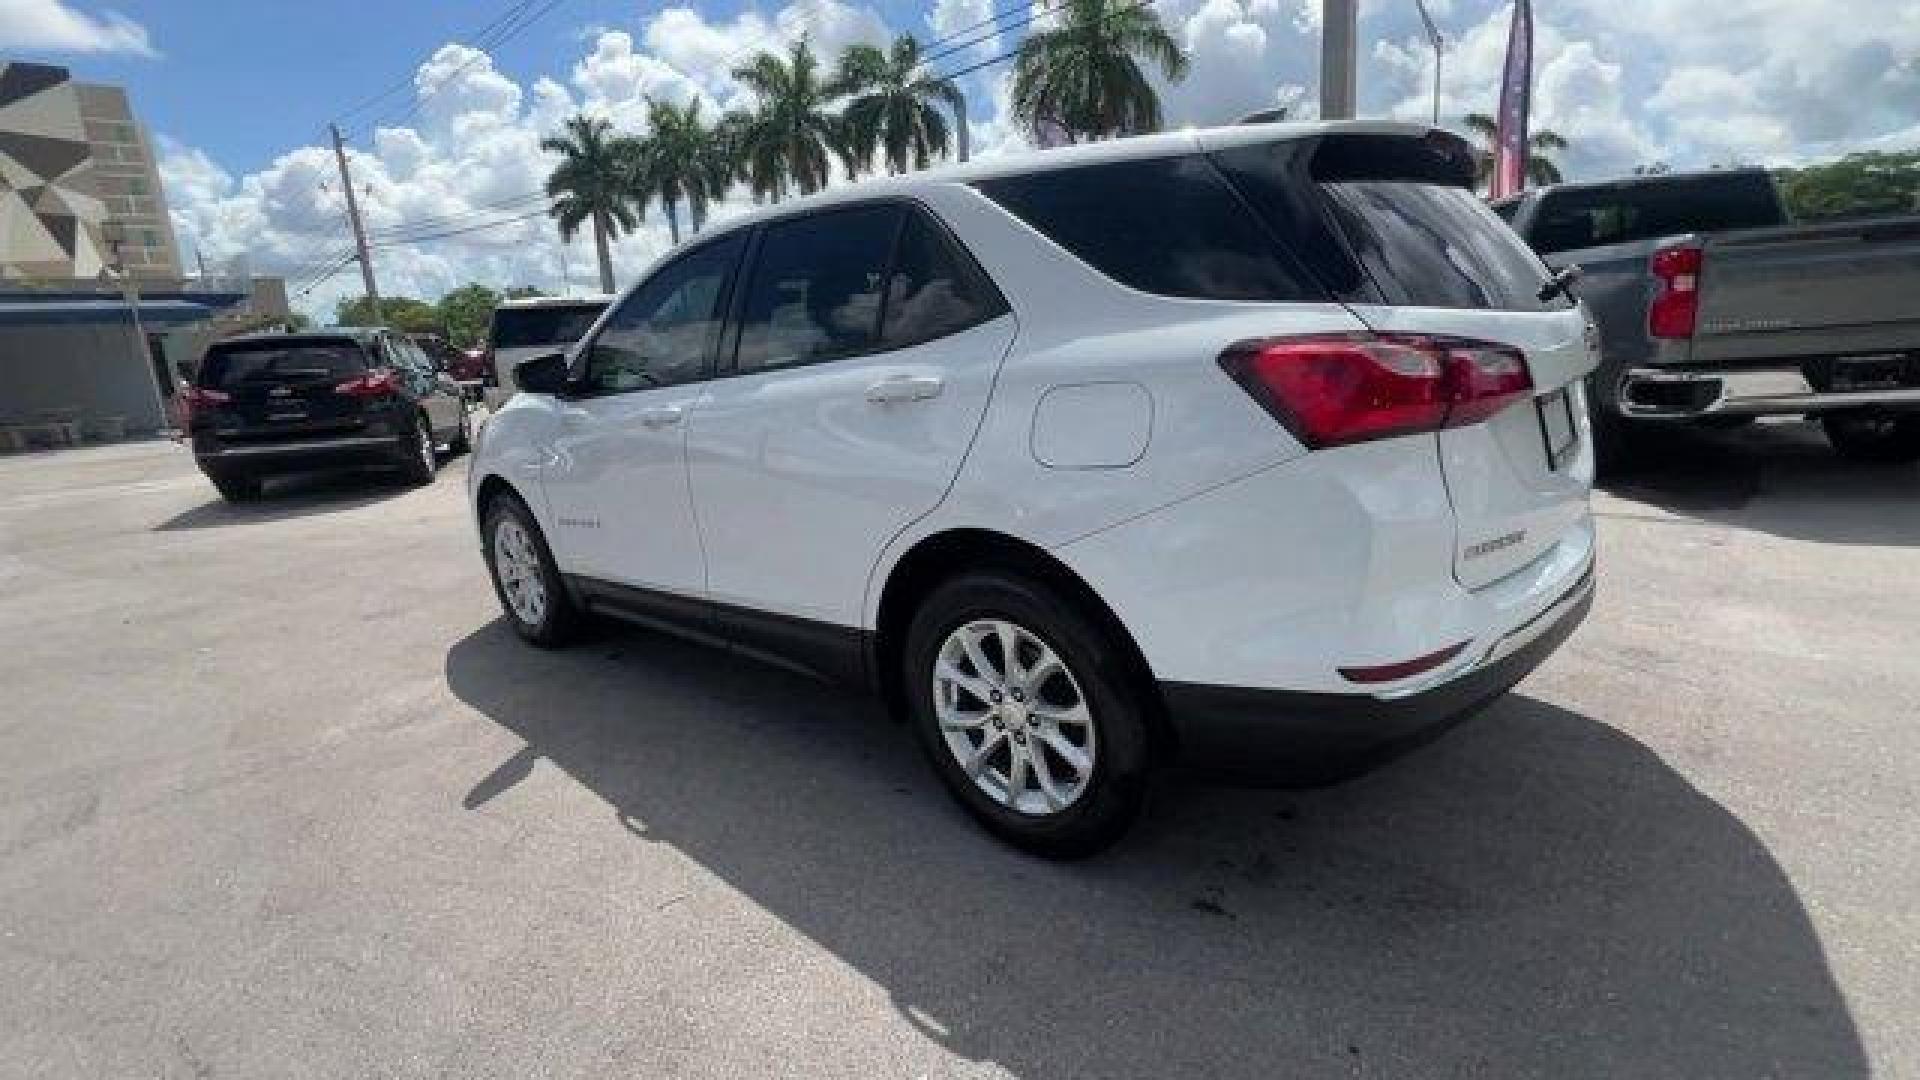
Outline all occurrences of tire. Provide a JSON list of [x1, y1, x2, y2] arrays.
[[209, 472, 261, 503], [1823, 412, 1920, 464], [903, 571, 1152, 858], [447, 404, 472, 455], [482, 493, 582, 648], [399, 412, 438, 485]]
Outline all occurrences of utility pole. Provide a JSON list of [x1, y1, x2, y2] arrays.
[[329, 123, 381, 321], [102, 223, 173, 437], [1321, 0, 1358, 120], [1413, 0, 1445, 126]]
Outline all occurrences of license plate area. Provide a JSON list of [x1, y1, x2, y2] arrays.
[[1536, 387, 1577, 471]]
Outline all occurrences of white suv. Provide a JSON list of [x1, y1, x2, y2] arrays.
[[469, 121, 1598, 856]]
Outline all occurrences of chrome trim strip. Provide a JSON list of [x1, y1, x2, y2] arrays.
[[197, 435, 395, 458], [1480, 563, 1596, 669]]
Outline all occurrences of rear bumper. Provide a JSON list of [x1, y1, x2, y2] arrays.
[[1621, 366, 1920, 417], [1162, 565, 1594, 776], [194, 434, 408, 475]]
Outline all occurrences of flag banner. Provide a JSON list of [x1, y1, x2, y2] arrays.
[[1491, 0, 1534, 198]]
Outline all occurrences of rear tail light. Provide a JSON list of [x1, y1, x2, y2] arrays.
[[179, 385, 229, 426], [1648, 243, 1702, 339], [335, 368, 400, 397], [1218, 334, 1533, 449]]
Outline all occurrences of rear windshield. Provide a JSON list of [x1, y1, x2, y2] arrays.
[[490, 303, 608, 349], [1528, 174, 1784, 254], [199, 341, 367, 389], [1322, 181, 1571, 310], [974, 156, 1323, 302]]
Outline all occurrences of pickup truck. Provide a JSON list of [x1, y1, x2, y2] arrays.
[[1494, 169, 1920, 464]]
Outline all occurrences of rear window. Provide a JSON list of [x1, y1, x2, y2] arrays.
[[975, 155, 1323, 302], [1322, 181, 1571, 310], [1528, 174, 1784, 254], [489, 303, 608, 349], [1210, 136, 1563, 311], [198, 341, 367, 389]]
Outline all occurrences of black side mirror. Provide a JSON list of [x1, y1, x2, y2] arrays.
[[514, 351, 571, 395]]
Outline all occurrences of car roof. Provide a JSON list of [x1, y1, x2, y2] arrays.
[[495, 294, 612, 310], [214, 329, 380, 347], [1523, 167, 1774, 198], [696, 119, 1440, 238]]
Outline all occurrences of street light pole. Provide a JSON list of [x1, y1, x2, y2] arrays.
[[1413, 0, 1445, 126], [1321, 0, 1358, 120], [102, 223, 172, 438]]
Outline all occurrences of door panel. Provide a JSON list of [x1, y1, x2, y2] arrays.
[[688, 314, 1017, 626], [534, 234, 743, 596]]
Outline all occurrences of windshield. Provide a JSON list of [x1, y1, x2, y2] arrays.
[[489, 304, 608, 349], [198, 341, 367, 389]]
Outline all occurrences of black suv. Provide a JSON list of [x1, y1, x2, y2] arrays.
[[185, 328, 471, 502]]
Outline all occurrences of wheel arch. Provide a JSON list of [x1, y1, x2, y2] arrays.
[[869, 527, 1172, 755]]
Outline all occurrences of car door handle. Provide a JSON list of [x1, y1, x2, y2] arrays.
[[865, 376, 944, 404], [638, 405, 685, 429]]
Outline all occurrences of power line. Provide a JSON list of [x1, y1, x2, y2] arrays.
[[363, 190, 551, 240], [919, 0, 1064, 71], [333, 1, 539, 129], [353, 0, 573, 137], [369, 207, 550, 248]]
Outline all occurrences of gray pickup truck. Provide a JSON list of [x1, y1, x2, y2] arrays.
[[1495, 169, 1920, 464]]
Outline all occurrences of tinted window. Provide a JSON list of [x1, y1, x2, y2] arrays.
[[199, 341, 367, 389], [490, 302, 608, 350], [1322, 182, 1569, 310], [1528, 174, 1784, 254], [734, 204, 902, 373], [977, 155, 1321, 302], [582, 234, 743, 394], [880, 210, 1007, 348]]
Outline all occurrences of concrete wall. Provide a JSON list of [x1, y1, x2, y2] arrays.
[[0, 323, 168, 434]]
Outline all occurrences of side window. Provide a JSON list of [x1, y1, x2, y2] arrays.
[[976, 155, 1324, 302], [583, 233, 744, 394], [733, 204, 903, 373], [878, 209, 1008, 349]]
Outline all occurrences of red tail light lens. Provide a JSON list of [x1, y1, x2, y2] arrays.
[[178, 385, 230, 425], [1219, 334, 1533, 449], [335, 368, 400, 397], [1648, 243, 1702, 339]]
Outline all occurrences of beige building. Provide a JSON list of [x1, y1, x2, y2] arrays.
[[0, 60, 181, 282]]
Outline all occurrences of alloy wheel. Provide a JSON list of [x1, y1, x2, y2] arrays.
[[493, 517, 548, 627], [933, 618, 1097, 816]]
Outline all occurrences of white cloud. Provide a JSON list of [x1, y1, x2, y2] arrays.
[[0, 0, 155, 55]]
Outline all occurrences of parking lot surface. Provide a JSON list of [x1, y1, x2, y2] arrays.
[[1, 422, 1916, 1079]]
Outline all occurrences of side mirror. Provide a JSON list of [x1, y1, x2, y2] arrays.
[[514, 351, 571, 396]]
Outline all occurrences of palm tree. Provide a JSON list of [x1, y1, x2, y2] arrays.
[[542, 114, 641, 293], [832, 35, 964, 175], [632, 97, 732, 245], [1464, 113, 1569, 190], [730, 39, 840, 201], [1010, 0, 1189, 144]]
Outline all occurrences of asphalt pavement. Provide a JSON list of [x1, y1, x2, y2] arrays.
[[0, 419, 1914, 1078]]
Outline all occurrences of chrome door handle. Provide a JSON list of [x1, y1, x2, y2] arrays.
[[865, 376, 944, 404], [638, 405, 685, 429]]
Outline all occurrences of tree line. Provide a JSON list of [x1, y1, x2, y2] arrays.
[[545, 0, 1193, 292]]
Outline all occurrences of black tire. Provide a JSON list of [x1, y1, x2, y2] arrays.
[[447, 404, 472, 455], [209, 472, 261, 503], [481, 492, 582, 648], [903, 571, 1152, 859], [399, 412, 438, 485], [1585, 368, 1641, 477], [1823, 413, 1920, 464]]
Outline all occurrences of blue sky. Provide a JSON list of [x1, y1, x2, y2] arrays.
[[4, 0, 1917, 315]]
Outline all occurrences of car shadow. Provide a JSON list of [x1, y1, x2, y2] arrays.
[[153, 470, 418, 531], [1600, 419, 1920, 546], [445, 619, 1865, 1079]]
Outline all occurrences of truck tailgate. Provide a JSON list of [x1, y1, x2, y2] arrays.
[[1693, 216, 1920, 364]]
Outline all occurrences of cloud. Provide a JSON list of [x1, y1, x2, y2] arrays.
[[157, 0, 1920, 318], [0, 0, 155, 56]]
